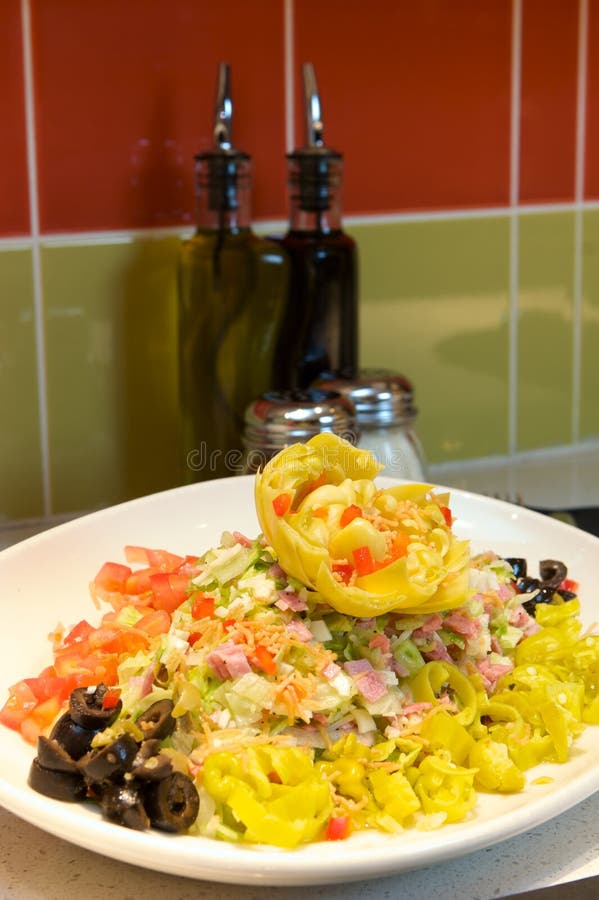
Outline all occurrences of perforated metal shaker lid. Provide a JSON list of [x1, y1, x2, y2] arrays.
[[317, 369, 417, 427], [242, 389, 359, 452]]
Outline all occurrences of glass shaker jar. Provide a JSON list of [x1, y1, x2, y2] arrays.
[[317, 370, 427, 480], [242, 389, 359, 473]]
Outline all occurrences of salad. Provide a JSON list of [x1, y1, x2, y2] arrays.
[[2, 434, 598, 848]]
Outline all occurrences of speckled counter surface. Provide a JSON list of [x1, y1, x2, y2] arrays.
[[1, 444, 598, 898], [0, 793, 597, 899]]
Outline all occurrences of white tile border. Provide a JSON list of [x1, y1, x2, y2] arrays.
[[20, 0, 51, 516], [572, 0, 590, 443]]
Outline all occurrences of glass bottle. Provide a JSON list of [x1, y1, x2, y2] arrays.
[[317, 370, 428, 481], [272, 63, 357, 390], [178, 64, 288, 483]]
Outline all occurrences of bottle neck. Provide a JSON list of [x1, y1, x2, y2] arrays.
[[194, 152, 252, 232], [287, 151, 344, 233]]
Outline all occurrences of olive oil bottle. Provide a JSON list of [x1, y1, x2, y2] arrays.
[[178, 64, 288, 482], [272, 63, 358, 390]]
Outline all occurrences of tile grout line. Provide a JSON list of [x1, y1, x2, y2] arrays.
[[284, 0, 295, 153], [572, 0, 589, 444], [507, 0, 523, 461], [5, 201, 599, 251], [20, 0, 52, 517]]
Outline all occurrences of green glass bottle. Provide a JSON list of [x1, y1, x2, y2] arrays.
[[178, 64, 288, 482]]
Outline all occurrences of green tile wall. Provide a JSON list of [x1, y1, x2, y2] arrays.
[[42, 238, 181, 514], [351, 217, 511, 463], [2, 208, 598, 520], [0, 249, 45, 520], [581, 210, 599, 438], [517, 212, 575, 450]]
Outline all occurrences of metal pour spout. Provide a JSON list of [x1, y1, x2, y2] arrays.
[[213, 62, 233, 150], [302, 62, 325, 148]]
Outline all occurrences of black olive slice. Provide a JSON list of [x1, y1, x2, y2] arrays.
[[69, 684, 122, 730], [100, 782, 150, 831], [143, 772, 199, 833], [136, 700, 176, 740], [36, 735, 78, 773], [131, 738, 162, 767], [28, 757, 87, 802], [49, 713, 96, 760], [539, 559, 567, 590], [78, 733, 139, 785], [505, 557, 527, 579], [132, 753, 173, 782]]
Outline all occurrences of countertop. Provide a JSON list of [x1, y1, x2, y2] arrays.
[[1, 443, 598, 899]]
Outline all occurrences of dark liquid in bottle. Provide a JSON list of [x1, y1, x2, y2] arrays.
[[272, 229, 357, 390]]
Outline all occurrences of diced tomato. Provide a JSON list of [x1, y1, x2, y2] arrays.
[[325, 815, 351, 841], [125, 566, 157, 596], [272, 492, 292, 517], [62, 619, 94, 647], [560, 578, 579, 594], [340, 504, 362, 528], [191, 592, 215, 620], [253, 645, 277, 675], [390, 531, 410, 559], [93, 561, 132, 593], [87, 625, 148, 656], [353, 545, 375, 577], [332, 562, 354, 584], [101, 688, 121, 710], [124, 546, 185, 571], [149, 572, 190, 613], [439, 505, 453, 527], [135, 608, 171, 636], [0, 680, 38, 731], [188, 632, 201, 647]]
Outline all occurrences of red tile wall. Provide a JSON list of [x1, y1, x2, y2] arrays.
[[519, 0, 579, 204], [293, 0, 512, 215], [1, 1, 597, 235], [585, 0, 599, 198], [0, 0, 29, 236], [31, 0, 287, 232]]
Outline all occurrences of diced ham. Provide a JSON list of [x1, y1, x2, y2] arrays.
[[343, 659, 372, 676], [443, 612, 480, 638], [369, 634, 391, 655], [232, 531, 252, 548], [402, 701, 433, 716], [423, 638, 453, 663], [268, 563, 286, 579], [508, 605, 532, 628], [343, 659, 387, 702], [286, 620, 313, 642], [491, 634, 502, 654], [497, 581, 514, 602], [206, 641, 251, 680], [321, 661, 342, 680], [412, 613, 443, 639], [476, 658, 513, 692], [275, 590, 308, 612]]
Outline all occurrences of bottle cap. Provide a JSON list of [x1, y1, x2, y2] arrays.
[[242, 389, 359, 454], [317, 370, 418, 427], [195, 62, 249, 212], [289, 63, 341, 213]]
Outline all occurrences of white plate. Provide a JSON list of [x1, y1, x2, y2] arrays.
[[0, 476, 597, 886]]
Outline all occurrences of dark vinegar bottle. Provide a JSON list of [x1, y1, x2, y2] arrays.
[[272, 63, 358, 390]]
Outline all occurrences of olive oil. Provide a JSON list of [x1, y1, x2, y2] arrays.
[[178, 65, 287, 482]]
